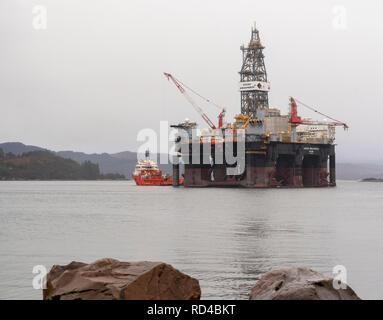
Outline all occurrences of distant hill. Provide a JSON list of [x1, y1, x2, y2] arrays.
[[0, 142, 45, 155], [1, 142, 382, 181], [360, 178, 383, 182], [56, 151, 173, 178], [110, 150, 137, 161], [56, 151, 135, 179], [0, 142, 172, 179], [0, 150, 124, 180]]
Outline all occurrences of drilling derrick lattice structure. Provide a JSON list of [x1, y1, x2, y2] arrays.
[[240, 25, 270, 118]]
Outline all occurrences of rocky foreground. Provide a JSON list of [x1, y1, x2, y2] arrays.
[[43, 259, 360, 300], [43, 258, 200, 300], [249, 267, 360, 300]]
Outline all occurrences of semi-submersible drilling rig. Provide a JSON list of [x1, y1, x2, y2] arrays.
[[166, 24, 348, 188]]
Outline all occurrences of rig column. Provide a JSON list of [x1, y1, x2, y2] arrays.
[[329, 154, 336, 186], [173, 134, 181, 187], [245, 152, 255, 187], [172, 162, 180, 187], [293, 152, 303, 187]]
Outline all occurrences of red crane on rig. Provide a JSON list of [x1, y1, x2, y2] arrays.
[[289, 97, 349, 130], [164, 72, 226, 129]]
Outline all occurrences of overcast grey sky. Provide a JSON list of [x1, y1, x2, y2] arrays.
[[1, 0, 382, 162]]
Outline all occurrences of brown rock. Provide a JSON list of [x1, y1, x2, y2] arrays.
[[249, 267, 360, 300], [43, 258, 201, 300]]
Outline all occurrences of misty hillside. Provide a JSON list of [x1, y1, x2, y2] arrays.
[[56, 151, 135, 179], [0, 142, 46, 155], [0, 150, 125, 180], [0, 142, 172, 179], [1, 142, 381, 180], [110, 150, 137, 161]]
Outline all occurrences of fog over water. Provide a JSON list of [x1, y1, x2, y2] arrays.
[[1, 1, 383, 163]]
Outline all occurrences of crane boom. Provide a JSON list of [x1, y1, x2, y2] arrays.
[[289, 97, 349, 130], [164, 72, 222, 130]]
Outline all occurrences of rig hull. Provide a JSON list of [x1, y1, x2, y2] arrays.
[[175, 141, 335, 188]]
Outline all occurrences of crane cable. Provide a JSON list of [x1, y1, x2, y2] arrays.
[[292, 97, 348, 129], [171, 75, 222, 111]]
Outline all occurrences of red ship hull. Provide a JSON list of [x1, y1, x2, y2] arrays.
[[132, 171, 183, 186]]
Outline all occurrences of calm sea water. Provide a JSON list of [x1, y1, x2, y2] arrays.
[[0, 180, 382, 300]]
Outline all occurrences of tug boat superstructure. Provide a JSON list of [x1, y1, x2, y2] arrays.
[[132, 150, 183, 186]]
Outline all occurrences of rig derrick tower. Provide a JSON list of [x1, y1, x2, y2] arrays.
[[239, 24, 270, 119]]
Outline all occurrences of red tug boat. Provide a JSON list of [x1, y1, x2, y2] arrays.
[[132, 150, 183, 186]]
